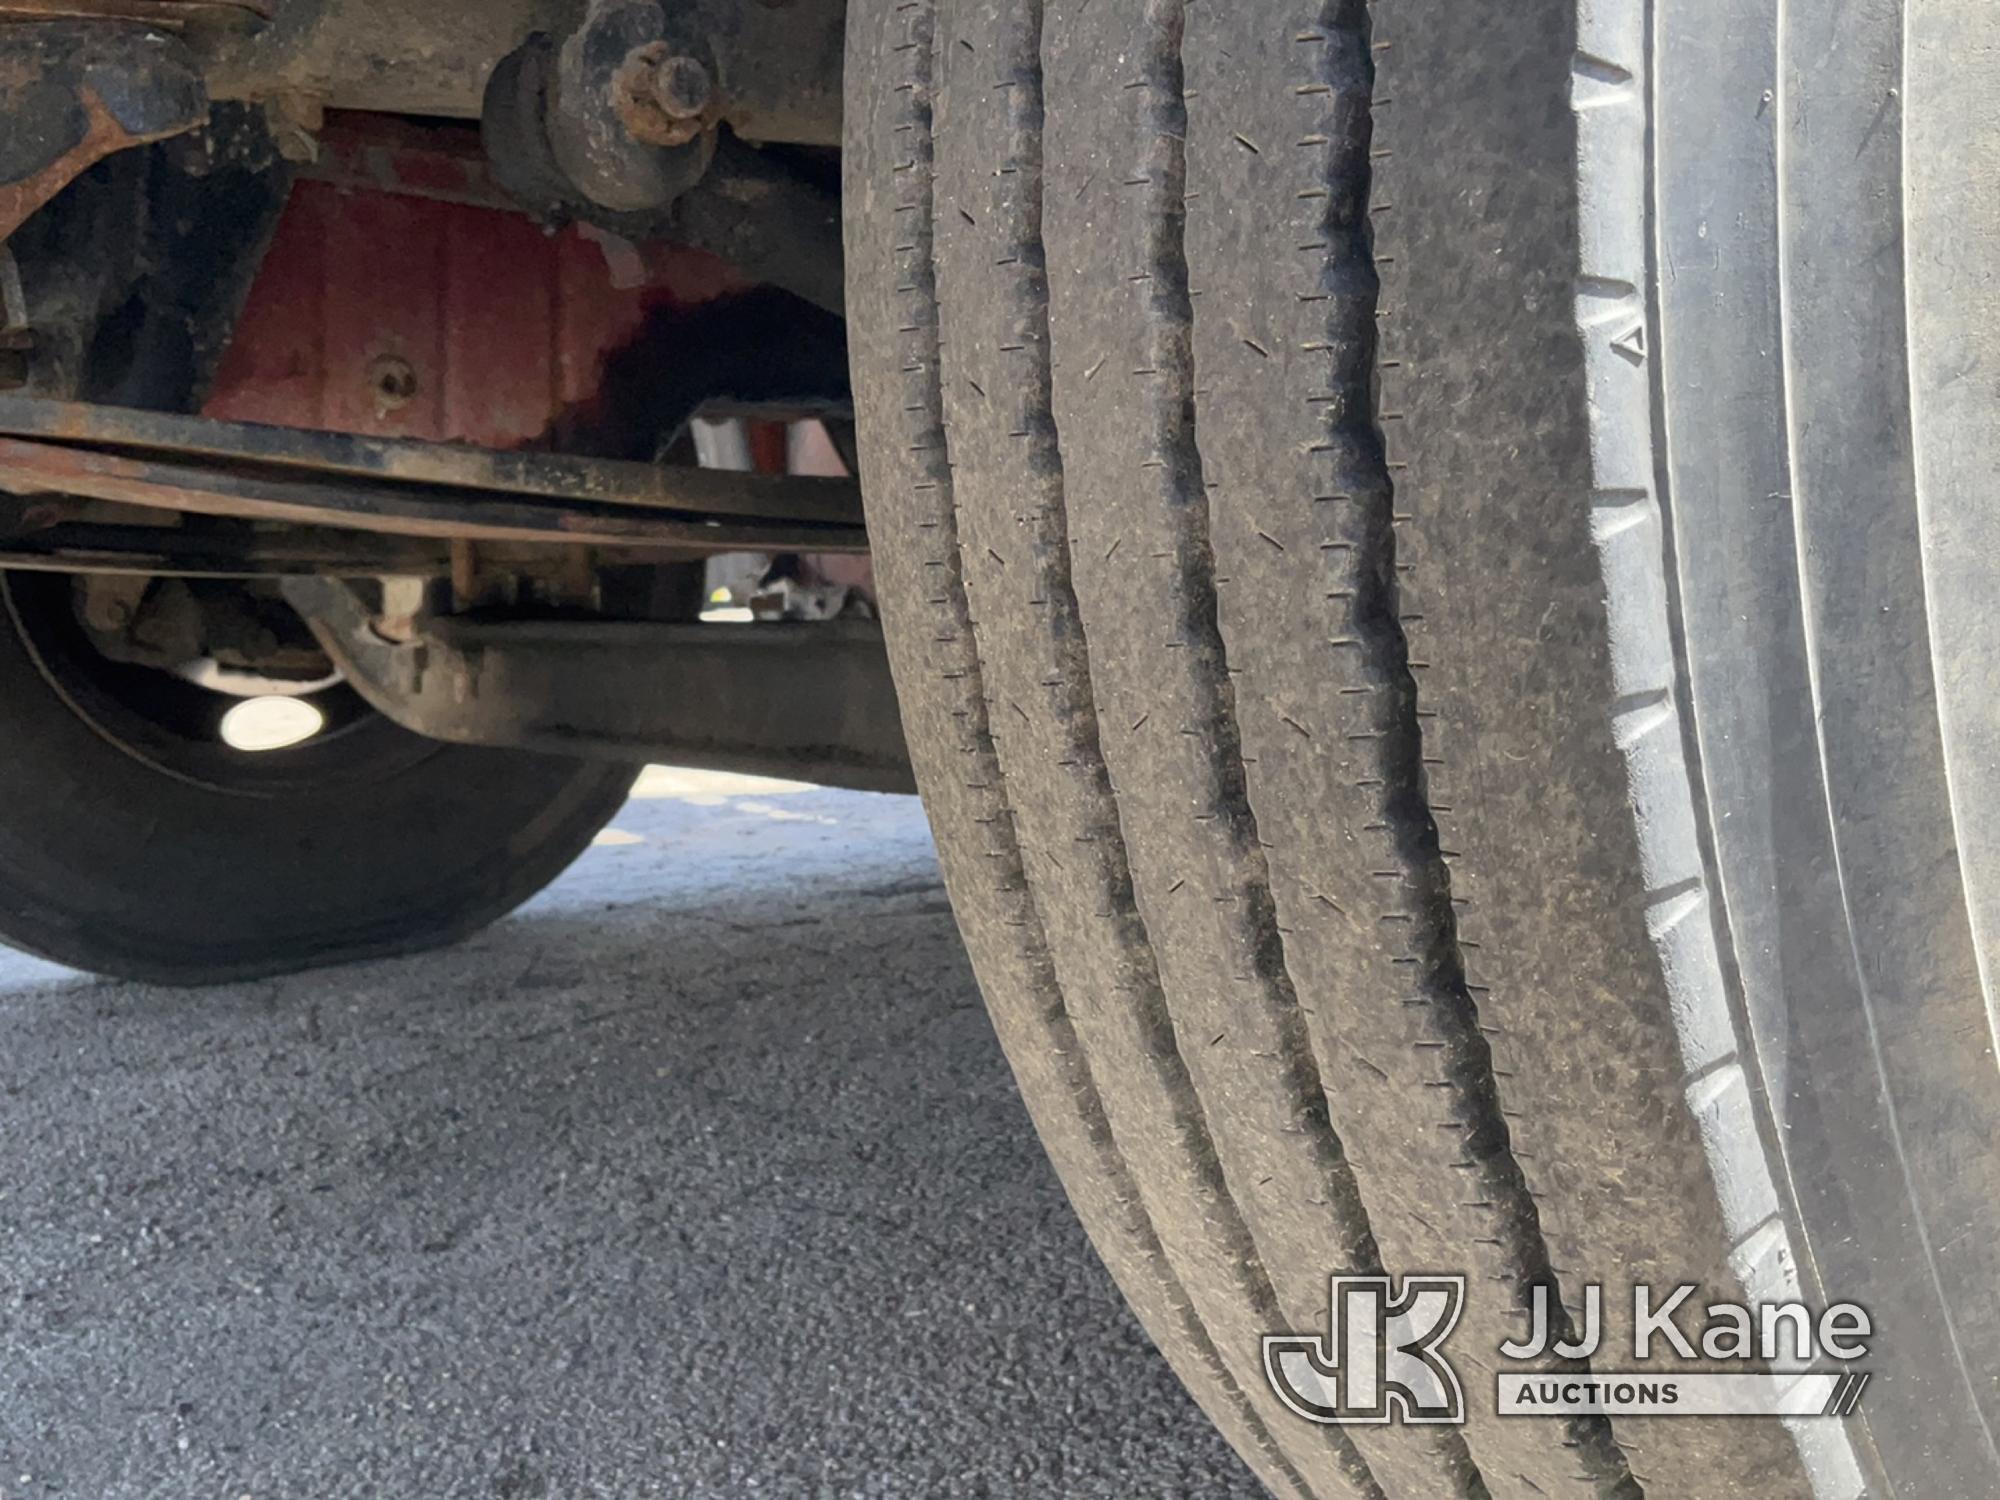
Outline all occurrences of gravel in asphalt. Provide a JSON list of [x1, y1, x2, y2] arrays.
[[0, 769, 1260, 1500]]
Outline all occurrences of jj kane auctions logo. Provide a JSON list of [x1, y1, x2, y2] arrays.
[[1264, 1277, 1873, 1423]]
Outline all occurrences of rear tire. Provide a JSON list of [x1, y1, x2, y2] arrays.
[[844, 0, 1998, 1495], [0, 572, 636, 984]]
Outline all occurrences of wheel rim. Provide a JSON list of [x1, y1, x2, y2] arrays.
[[1, 571, 441, 798]]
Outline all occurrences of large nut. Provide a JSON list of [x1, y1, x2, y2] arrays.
[[612, 42, 713, 147], [651, 54, 712, 120]]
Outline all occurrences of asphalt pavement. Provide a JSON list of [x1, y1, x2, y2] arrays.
[[0, 768, 1260, 1500]]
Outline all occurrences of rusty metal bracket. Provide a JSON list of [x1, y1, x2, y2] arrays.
[[0, 517, 454, 577], [0, 2, 270, 22], [286, 575, 916, 793], [480, 18, 843, 314], [0, 396, 869, 552], [0, 22, 209, 242]]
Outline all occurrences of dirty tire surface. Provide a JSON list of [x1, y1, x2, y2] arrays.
[[846, 0, 1997, 1495]]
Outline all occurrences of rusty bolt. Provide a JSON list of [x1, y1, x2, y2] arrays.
[[651, 54, 712, 120], [613, 43, 714, 147]]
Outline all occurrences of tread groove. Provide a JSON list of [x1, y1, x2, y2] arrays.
[[842, 4, 1318, 1496], [1182, 0, 1639, 1492], [1045, 0, 1484, 1492], [929, 0, 1378, 1494]]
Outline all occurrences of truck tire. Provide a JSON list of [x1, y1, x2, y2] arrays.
[[0, 571, 636, 985], [844, 0, 1998, 1495]]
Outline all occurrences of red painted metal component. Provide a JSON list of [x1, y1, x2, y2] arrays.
[[194, 114, 867, 588], [204, 116, 749, 451]]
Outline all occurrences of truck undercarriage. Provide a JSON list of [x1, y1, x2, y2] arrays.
[[0, 0, 890, 792]]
